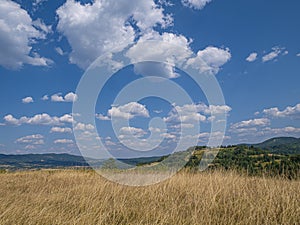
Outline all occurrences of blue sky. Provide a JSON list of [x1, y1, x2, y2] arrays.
[[0, 0, 300, 156]]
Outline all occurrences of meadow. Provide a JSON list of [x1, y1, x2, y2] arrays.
[[0, 169, 299, 224]]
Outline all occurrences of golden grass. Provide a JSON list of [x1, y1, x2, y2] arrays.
[[0, 169, 299, 225]]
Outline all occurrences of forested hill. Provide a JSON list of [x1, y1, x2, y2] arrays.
[[246, 137, 300, 155]]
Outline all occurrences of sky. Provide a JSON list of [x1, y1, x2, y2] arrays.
[[0, 0, 300, 157]]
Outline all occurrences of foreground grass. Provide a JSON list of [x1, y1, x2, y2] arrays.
[[0, 170, 299, 225]]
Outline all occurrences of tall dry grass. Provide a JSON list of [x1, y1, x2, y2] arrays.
[[0, 169, 299, 225]]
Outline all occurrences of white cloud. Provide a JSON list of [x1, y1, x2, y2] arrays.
[[51, 92, 78, 102], [199, 104, 232, 115], [246, 52, 258, 62], [54, 139, 74, 144], [55, 0, 231, 77], [32, 0, 48, 8], [230, 127, 258, 135], [108, 102, 150, 119], [59, 114, 74, 123], [127, 34, 231, 77], [181, 0, 212, 10], [105, 140, 116, 146], [22, 97, 34, 104], [186, 46, 231, 75], [96, 113, 111, 121], [4, 113, 74, 126], [297, 53, 300, 57], [164, 104, 206, 124], [119, 126, 147, 138], [3, 115, 21, 125], [51, 94, 64, 102], [64, 92, 78, 102], [126, 31, 193, 78], [16, 134, 44, 145], [233, 126, 300, 141], [262, 47, 286, 62], [265, 126, 300, 134], [263, 103, 300, 118], [134, 61, 180, 79], [50, 127, 72, 133], [0, 0, 52, 69], [24, 145, 37, 150], [55, 47, 64, 56], [160, 132, 176, 139], [41, 95, 49, 101], [127, 31, 193, 65], [231, 118, 270, 129], [74, 123, 95, 131], [56, 0, 172, 69], [164, 103, 231, 127], [32, 18, 52, 34]]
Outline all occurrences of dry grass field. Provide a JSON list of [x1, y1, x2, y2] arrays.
[[0, 169, 299, 225]]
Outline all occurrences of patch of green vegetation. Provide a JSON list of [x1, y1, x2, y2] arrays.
[[185, 145, 300, 179]]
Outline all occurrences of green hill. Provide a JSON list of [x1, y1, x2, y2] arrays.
[[253, 137, 300, 155], [184, 146, 300, 179]]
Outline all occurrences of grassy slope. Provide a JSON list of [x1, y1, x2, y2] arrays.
[[0, 170, 299, 225]]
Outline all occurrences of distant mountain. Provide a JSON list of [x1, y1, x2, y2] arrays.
[[0, 153, 89, 170], [0, 153, 166, 170], [252, 137, 300, 155]]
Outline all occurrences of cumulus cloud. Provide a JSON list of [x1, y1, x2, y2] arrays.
[[41, 95, 49, 101], [74, 123, 95, 131], [181, 0, 212, 10], [51, 92, 78, 102], [56, 0, 172, 69], [127, 31, 193, 65], [126, 31, 193, 78], [186, 46, 231, 75], [54, 139, 74, 144], [0, 0, 52, 69], [264, 126, 300, 134], [263, 103, 300, 118], [22, 97, 34, 104], [55, 0, 231, 76], [231, 118, 270, 130], [16, 134, 44, 145], [197, 104, 232, 115], [119, 126, 147, 138], [163, 103, 231, 127], [96, 113, 111, 121], [108, 102, 150, 119], [4, 113, 74, 126], [246, 52, 258, 62], [127, 35, 231, 77], [64, 92, 78, 102], [58, 114, 74, 123], [262, 47, 287, 62], [164, 104, 206, 125], [231, 126, 300, 141], [297, 53, 300, 57], [50, 127, 72, 133]]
